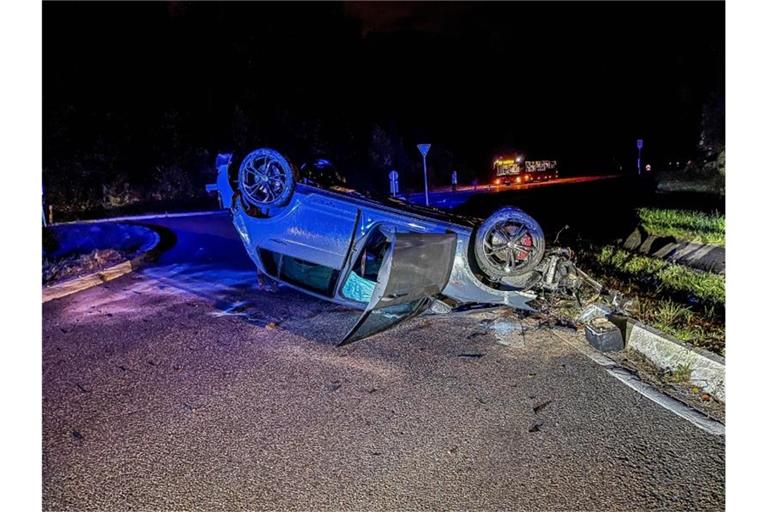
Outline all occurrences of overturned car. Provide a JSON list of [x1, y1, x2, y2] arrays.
[[208, 148, 587, 344]]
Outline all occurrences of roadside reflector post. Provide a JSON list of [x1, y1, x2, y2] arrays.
[[636, 138, 644, 176], [417, 143, 431, 206]]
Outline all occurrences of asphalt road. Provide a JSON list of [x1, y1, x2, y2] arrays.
[[406, 175, 623, 210], [42, 212, 725, 511]]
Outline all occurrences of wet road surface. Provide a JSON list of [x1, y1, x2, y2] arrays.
[[43, 212, 724, 510]]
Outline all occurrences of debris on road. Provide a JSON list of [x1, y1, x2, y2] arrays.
[[585, 317, 624, 352], [533, 399, 553, 414], [577, 303, 613, 324], [182, 402, 201, 413], [489, 318, 525, 347], [458, 352, 485, 358]]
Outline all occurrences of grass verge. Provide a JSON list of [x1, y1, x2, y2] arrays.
[[641, 299, 725, 354], [578, 245, 725, 356], [595, 246, 724, 305], [636, 207, 725, 246]]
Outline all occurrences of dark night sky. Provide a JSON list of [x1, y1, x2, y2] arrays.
[[43, 1, 724, 186]]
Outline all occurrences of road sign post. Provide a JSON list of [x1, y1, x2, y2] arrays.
[[388, 169, 399, 197], [636, 138, 644, 176], [417, 144, 431, 206]]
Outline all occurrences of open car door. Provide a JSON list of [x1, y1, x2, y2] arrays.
[[338, 231, 457, 346]]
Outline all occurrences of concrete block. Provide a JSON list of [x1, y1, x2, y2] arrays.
[[585, 317, 624, 352], [625, 320, 725, 402]]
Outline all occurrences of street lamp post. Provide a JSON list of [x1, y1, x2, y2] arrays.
[[417, 143, 431, 206]]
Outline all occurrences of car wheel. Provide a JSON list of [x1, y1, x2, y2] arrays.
[[474, 207, 545, 280], [237, 148, 297, 208]]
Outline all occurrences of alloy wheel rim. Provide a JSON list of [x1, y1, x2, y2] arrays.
[[482, 222, 538, 273], [242, 155, 287, 205]]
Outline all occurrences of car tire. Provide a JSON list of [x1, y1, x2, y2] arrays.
[[473, 207, 545, 281], [237, 148, 297, 209]]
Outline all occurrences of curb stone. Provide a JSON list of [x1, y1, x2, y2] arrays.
[[42, 229, 162, 303], [610, 315, 725, 402], [52, 209, 224, 226]]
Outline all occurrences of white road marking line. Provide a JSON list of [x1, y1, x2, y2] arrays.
[[210, 301, 251, 318], [550, 329, 725, 437]]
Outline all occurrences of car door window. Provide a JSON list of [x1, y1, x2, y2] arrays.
[[339, 231, 457, 345], [340, 298, 430, 345], [259, 249, 339, 296], [340, 228, 390, 303], [280, 255, 338, 295]]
